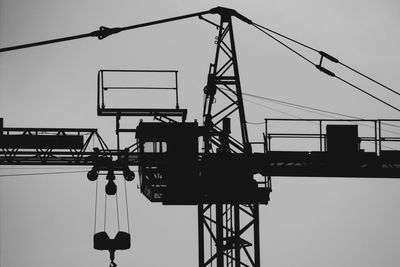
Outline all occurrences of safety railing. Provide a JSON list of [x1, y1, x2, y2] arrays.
[[262, 118, 400, 155], [97, 69, 187, 119]]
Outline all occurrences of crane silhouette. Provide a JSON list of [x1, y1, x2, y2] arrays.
[[1, 6, 400, 267]]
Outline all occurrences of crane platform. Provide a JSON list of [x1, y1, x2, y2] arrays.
[[97, 69, 187, 121]]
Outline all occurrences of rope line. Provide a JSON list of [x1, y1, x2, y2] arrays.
[[246, 121, 265, 125], [244, 98, 310, 122], [124, 178, 131, 234], [243, 92, 361, 120], [104, 189, 107, 232], [94, 177, 99, 234], [116, 191, 120, 231]]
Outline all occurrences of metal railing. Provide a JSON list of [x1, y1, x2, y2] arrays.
[[261, 118, 400, 154], [97, 69, 183, 116]]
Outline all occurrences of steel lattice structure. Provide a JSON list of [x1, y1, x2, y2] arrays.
[[1, 7, 400, 267]]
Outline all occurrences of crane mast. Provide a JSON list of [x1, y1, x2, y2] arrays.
[[201, 10, 262, 267]]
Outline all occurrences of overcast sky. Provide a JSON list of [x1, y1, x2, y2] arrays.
[[1, 0, 400, 267]]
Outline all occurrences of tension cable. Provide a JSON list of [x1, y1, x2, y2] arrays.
[[252, 22, 400, 96], [252, 22, 400, 113]]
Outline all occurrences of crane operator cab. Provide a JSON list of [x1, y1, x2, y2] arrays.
[[136, 121, 200, 205], [136, 121, 269, 205]]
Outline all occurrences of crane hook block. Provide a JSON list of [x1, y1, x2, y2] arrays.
[[94, 231, 131, 251], [94, 231, 131, 266]]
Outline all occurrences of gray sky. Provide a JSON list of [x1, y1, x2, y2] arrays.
[[1, 0, 400, 266]]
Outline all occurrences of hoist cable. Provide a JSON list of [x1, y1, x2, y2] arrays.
[[94, 177, 99, 234], [252, 22, 400, 97], [104, 190, 107, 232], [124, 178, 131, 234], [115, 191, 121, 232]]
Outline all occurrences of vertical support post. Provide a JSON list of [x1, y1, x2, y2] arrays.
[[378, 120, 382, 154], [234, 204, 240, 267], [216, 204, 224, 267], [198, 205, 205, 267], [268, 135, 271, 152], [374, 120, 378, 154], [97, 70, 101, 111], [319, 120, 323, 152], [175, 71, 180, 109], [264, 119, 268, 153], [116, 114, 121, 158], [98, 70, 106, 110], [253, 204, 260, 267]]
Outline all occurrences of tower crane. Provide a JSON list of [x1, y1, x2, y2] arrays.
[[1, 6, 400, 267]]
